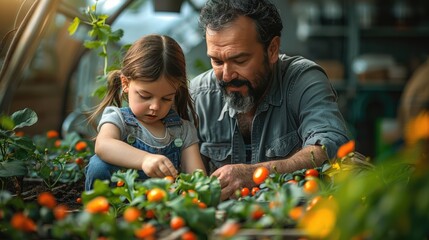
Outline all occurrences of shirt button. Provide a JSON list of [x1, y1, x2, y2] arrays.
[[127, 134, 136, 144], [174, 138, 183, 147]]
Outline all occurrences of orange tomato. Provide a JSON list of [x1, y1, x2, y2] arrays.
[[337, 140, 355, 158], [147, 188, 166, 202], [37, 192, 57, 209], [14, 131, 25, 137], [46, 130, 59, 138], [134, 223, 156, 239], [251, 205, 264, 220], [181, 231, 197, 240], [123, 207, 141, 222], [303, 179, 319, 194], [54, 204, 69, 220], [85, 196, 110, 214], [198, 202, 207, 209], [54, 139, 62, 148], [253, 166, 269, 185], [10, 213, 37, 232], [164, 176, 175, 183], [116, 180, 125, 187], [170, 216, 186, 230], [76, 197, 82, 204], [288, 206, 304, 221], [251, 187, 260, 196], [75, 141, 88, 151], [219, 220, 241, 237]]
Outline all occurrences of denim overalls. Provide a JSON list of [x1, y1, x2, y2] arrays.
[[85, 107, 183, 190]]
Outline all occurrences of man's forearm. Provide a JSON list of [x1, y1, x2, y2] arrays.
[[258, 145, 329, 174]]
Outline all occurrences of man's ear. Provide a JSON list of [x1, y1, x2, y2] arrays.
[[268, 36, 280, 64], [121, 75, 129, 93]]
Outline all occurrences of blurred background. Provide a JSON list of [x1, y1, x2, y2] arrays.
[[1, 0, 429, 162]]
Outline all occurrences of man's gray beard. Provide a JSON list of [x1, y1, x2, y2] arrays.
[[224, 92, 254, 113]]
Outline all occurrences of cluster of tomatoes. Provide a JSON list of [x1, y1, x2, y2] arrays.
[[240, 166, 321, 198]]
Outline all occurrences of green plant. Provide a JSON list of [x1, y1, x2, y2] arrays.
[[68, 0, 126, 99], [0, 109, 38, 192]]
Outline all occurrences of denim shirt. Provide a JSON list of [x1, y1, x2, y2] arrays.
[[190, 55, 350, 171]]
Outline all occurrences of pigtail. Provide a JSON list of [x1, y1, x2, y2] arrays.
[[175, 84, 199, 128], [88, 70, 124, 129]]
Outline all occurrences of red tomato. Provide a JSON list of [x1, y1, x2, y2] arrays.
[[251, 187, 260, 196], [253, 166, 269, 185], [305, 169, 319, 178], [241, 187, 250, 197]]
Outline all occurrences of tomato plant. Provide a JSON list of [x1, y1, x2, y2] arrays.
[[253, 166, 269, 185]]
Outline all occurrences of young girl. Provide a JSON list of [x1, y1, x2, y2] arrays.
[[85, 34, 206, 191]]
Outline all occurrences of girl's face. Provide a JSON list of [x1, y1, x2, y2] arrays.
[[122, 76, 177, 124]]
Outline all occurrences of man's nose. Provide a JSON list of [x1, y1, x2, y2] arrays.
[[222, 64, 237, 82]]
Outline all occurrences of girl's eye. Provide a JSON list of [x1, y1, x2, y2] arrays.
[[162, 98, 173, 102], [139, 95, 150, 100]]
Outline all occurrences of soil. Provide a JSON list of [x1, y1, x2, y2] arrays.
[[15, 177, 85, 211]]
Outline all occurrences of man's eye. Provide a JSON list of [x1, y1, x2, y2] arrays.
[[212, 59, 223, 66]]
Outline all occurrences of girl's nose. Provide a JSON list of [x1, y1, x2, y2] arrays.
[[149, 100, 160, 111]]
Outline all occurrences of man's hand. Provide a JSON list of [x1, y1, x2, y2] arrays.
[[211, 164, 257, 200]]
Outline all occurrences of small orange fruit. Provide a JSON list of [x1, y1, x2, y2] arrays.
[[37, 192, 57, 209], [85, 196, 110, 214], [123, 207, 141, 222], [147, 188, 166, 202], [170, 216, 186, 230], [54, 205, 69, 220]]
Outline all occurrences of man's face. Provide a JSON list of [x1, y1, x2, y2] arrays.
[[206, 16, 277, 113]]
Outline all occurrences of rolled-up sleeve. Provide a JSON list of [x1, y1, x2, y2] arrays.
[[291, 69, 350, 158]]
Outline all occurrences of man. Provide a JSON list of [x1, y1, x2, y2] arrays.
[[190, 0, 350, 200]]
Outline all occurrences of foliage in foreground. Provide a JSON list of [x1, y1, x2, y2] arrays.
[[1, 110, 429, 239], [0, 109, 93, 193]]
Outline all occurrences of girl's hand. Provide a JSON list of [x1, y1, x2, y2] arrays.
[[141, 153, 178, 178]]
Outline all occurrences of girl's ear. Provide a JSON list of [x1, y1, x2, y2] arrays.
[[121, 75, 130, 93]]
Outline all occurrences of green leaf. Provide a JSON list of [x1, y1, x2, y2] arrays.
[[83, 40, 102, 49], [109, 29, 124, 42], [0, 161, 27, 177], [68, 17, 81, 35], [11, 108, 38, 130]]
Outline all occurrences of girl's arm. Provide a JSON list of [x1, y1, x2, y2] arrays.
[[95, 123, 178, 177], [180, 143, 207, 175]]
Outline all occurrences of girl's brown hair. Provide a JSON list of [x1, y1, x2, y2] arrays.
[[89, 34, 198, 128]]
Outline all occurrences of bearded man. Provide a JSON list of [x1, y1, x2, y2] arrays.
[[190, 0, 350, 200]]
